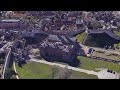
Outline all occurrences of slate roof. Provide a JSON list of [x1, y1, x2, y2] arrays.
[[44, 29, 85, 36], [47, 34, 76, 45], [40, 41, 74, 53], [87, 29, 120, 40], [22, 30, 48, 37]]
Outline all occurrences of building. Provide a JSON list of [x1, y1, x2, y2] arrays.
[[84, 29, 120, 48], [47, 34, 76, 45], [22, 30, 48, 45], [21, 30, 85, 45], [0, 19, 27, 30], [44, 29, 85, 36], [39, 39, 84, 67], [6, 11, 28, 19]]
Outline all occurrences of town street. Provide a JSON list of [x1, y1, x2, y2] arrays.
[[80, 44, 120, 55]]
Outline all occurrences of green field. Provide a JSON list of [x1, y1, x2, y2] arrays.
[[76, 32, 87, 43], [77, 56, 120, 73], [16, 61, 52, 79], [70, 71, 98, 79], [16, 61, 98, 79]]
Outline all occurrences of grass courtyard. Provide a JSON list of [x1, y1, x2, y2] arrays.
[[16, 61, 52, 79], [77, 56, 120, 73], [15, 61, 98, 79]]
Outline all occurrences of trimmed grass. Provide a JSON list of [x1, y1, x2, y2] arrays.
[[16, 61, 52, 79], [76, 32, 87, 43], [16, 61, 98, 79], [77, 56, 120, 73], [70, 71, 98, 79]]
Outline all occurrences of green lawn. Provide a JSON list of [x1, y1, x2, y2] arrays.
[[16, 61, 52, 79], [16, 61, 98, 79], [75, 32, 87, 43], [77, 56, 120, 73], [116, 31, 120, 36], [70, 71, 98, 79]]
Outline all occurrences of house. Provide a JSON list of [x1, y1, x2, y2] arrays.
[[5, 11, 28, 19]]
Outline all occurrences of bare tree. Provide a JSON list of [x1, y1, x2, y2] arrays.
[[51, 65, 59, 79], [59, 67, 72, 79]]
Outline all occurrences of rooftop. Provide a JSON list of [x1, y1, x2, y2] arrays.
[[47, 34, 76, 45], [87, 29, 120, 40], [0, 19, 20, 22]]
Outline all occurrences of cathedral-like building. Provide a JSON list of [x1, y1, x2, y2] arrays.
[[39, 37, 85, 67], [84, 29, 120, 48]]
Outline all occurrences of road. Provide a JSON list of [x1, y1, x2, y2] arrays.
[[1, 41, 17, 79], [2, 48, 11, 79], [92, 47, 120, 55], [30, 59, 98, 76], [80, 44, 120, 55], [13, 62, 19, 79]]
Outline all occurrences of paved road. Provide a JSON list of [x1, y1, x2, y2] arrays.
[[30, 59, 98, 76], [80, 44, 120, 55], [2, 48, 11, 79], [13, 62, 19, 79]]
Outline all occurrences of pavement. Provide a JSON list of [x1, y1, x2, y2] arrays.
[[98, 69, 120, 79]]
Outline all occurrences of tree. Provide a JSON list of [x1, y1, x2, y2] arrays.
[[51, 66, 59, 79], [59, 67, 72, 79]]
